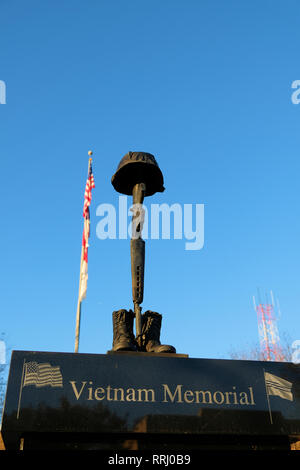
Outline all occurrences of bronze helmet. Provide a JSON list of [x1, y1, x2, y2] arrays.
[[111, 151, 165, 196]]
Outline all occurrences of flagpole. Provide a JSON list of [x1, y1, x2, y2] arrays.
[[263, 368, 273, 425], [74, 246, 83, 353], [74, 152, 93, 353], [17, 359, 26, 419]]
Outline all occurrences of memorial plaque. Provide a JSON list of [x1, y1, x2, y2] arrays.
[[1, 152, 299, 451], [1, 350, 300, 449]]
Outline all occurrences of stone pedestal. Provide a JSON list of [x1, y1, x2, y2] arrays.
[[1, 350, 299, 450]]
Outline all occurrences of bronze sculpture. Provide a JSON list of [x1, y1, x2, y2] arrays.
[[111, 151, 176, 353]]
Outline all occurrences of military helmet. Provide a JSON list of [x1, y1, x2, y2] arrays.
[[111, 151, 165, 196]]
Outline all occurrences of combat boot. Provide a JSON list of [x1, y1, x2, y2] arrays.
[[141, 311, 176, 353], [112, 309, 137, 352]]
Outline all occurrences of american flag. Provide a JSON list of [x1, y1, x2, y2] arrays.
[[264, 371, 293, 401], [79, 160, 95, 302], [23, 362, 63, 388], [83, 162, 95, 219]]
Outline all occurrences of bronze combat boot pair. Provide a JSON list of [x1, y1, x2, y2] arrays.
[[112, 309, 176, 354]]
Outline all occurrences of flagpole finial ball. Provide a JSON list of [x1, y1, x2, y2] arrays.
[[88, 150, 93, 156]]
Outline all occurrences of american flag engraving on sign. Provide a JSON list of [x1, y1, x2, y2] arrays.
[[17, 361, 63, 418], [23, 361, 63, 388]]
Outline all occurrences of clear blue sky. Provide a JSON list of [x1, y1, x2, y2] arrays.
[[1, 0, 299, 361]]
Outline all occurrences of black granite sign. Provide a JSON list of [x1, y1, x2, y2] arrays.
[[1, 350, 300, 449]]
